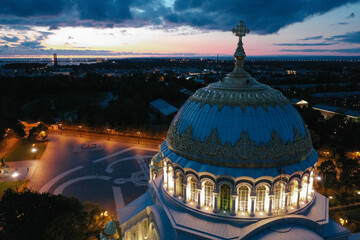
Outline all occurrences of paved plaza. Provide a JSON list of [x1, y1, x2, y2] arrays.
[[9, 134, 159, 218]]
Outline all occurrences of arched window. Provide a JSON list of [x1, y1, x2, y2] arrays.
[[220, 184, 231, 211], [256, 186, 268, 212], [187, 177, 198, 202], [149, 222, 159, 240], [168, 166, 174, 191], [203, 181, 214, 207], [273, 182, 286, 210], [301, 176, 308, 201], [238, 186, 249, 212], [176, 172, 184, 197], [309, 171, 314, 196], [142, 219, 148, 239], [289, 181, 298, 207]]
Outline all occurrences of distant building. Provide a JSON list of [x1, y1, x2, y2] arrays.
[[150, 99, 178, 119], [53, 53, 58, 67]]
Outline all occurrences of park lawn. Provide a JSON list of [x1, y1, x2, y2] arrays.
[[0, 180, 29, 198], [3, 139, 48, 162]]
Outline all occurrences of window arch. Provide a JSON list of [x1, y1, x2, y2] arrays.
[[202, 181, 214, 207], [309, 171, 314, 196], [301, 176, 308, 201], [289, 180, 298, 207], [167, 166, 174, 191], [238, 186, 250, 212], [187, 177, 198, 202], [149, 222, 159, 240], [273, 182, 286, 210], [256, 185, 268, 212], [220, 184, 231, 211], [176, 172, 184, 197]]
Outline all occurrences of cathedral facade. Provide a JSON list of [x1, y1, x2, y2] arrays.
[[117, 21, 353, 240]]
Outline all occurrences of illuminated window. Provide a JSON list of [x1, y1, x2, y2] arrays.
[[309, 171, 314, 196], [176, 172, 184, 197], [256, 186, 268, 212], [188, 177, 198, 202], [301, 176, 308, 201], [273, 183, 286, 210], [203, 181, 214, 207], [238, 186, 249, 212], [289, 181, 298, 206], [220, 184, 231, 211], [168, 166, 174, 190], [142, 219, 148, 239]]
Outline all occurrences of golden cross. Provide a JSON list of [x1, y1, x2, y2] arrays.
[[232, 21, 250, 41]]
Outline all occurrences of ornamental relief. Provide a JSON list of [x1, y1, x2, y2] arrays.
[[188, 86, 289, 110], [167, 123, 313, 168]]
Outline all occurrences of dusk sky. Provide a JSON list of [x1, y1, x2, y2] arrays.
[[1, 0, 360, 58]]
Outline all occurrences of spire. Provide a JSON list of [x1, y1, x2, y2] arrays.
[[223, 21, 250, 85], [232, 21, 250, 71]]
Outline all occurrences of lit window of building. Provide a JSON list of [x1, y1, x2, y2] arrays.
[[238, 186, 249, 212]]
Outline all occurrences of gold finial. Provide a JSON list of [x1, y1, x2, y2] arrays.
[[232, 20, 250, 70], [232, 21, 250, 41]]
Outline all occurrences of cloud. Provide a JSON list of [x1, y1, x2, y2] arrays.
[[298, 35, 323, 41], [325, 31, 360, 43], [346, 12, 355, 18], [274, 43, 332, 46], [20, 41, 43, 49], [0, 0, 359, 34], [1, 36, 19, 42], [280, 47, 360, 53], [337, 22, 349, 25]]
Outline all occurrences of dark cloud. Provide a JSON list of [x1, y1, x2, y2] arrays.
[[20, 41, 43, 49], [1, 36, 19, 42], [298, 35, 323, 41], [337, 22, 349, 25], [326, 31, 360, 43], [0, 0, 359, 34], [167, 0, 360, 34], [346, 12, 355, 18], [281, 48, 360, 53], [274, 43, 332, 46]]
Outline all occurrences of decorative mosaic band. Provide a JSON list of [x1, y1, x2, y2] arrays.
[[167, 123, 313, 168]]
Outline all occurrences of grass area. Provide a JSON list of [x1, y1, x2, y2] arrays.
[[330, 205, 360, 233], [3, 139, 48, 162], [0, 180, 29, 198]]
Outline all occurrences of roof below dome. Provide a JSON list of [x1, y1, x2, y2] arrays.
[[251, 224, 324, 240]]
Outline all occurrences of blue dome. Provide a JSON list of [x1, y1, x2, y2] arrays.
[[166, 75, 313, 168]]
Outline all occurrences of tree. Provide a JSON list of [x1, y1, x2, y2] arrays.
[[317, 160, 338, 193], [336, 157, 360, 192], [0, 189, 111, 240], [29, 123, 48, 141]]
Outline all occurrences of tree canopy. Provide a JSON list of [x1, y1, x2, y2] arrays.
[[0, 189, 110, 240]]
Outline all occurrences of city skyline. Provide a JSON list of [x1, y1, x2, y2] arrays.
[[1, 0, 360, 58]]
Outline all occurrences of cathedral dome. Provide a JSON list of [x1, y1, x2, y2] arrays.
[[166, 76, 313, 168], [165, 29, 313, 169]]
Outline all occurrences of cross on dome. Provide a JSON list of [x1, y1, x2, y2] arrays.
[[232, 20, 250, 41]]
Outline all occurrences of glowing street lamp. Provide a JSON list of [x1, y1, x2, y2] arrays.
[[12, 171, 19, 192], [136, 131, 141, 144], [316, 176, 321, 181], [31, 147, 37, 159]]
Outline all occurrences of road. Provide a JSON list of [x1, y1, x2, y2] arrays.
[[27, 134, 159, 218]]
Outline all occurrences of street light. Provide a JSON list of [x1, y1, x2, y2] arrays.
[[78, 126, 82, 137], [12, 171, 19, 192], [136, 131, 141, 144], [107, 129, 111, 140], [31, 147, 37, 159]]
